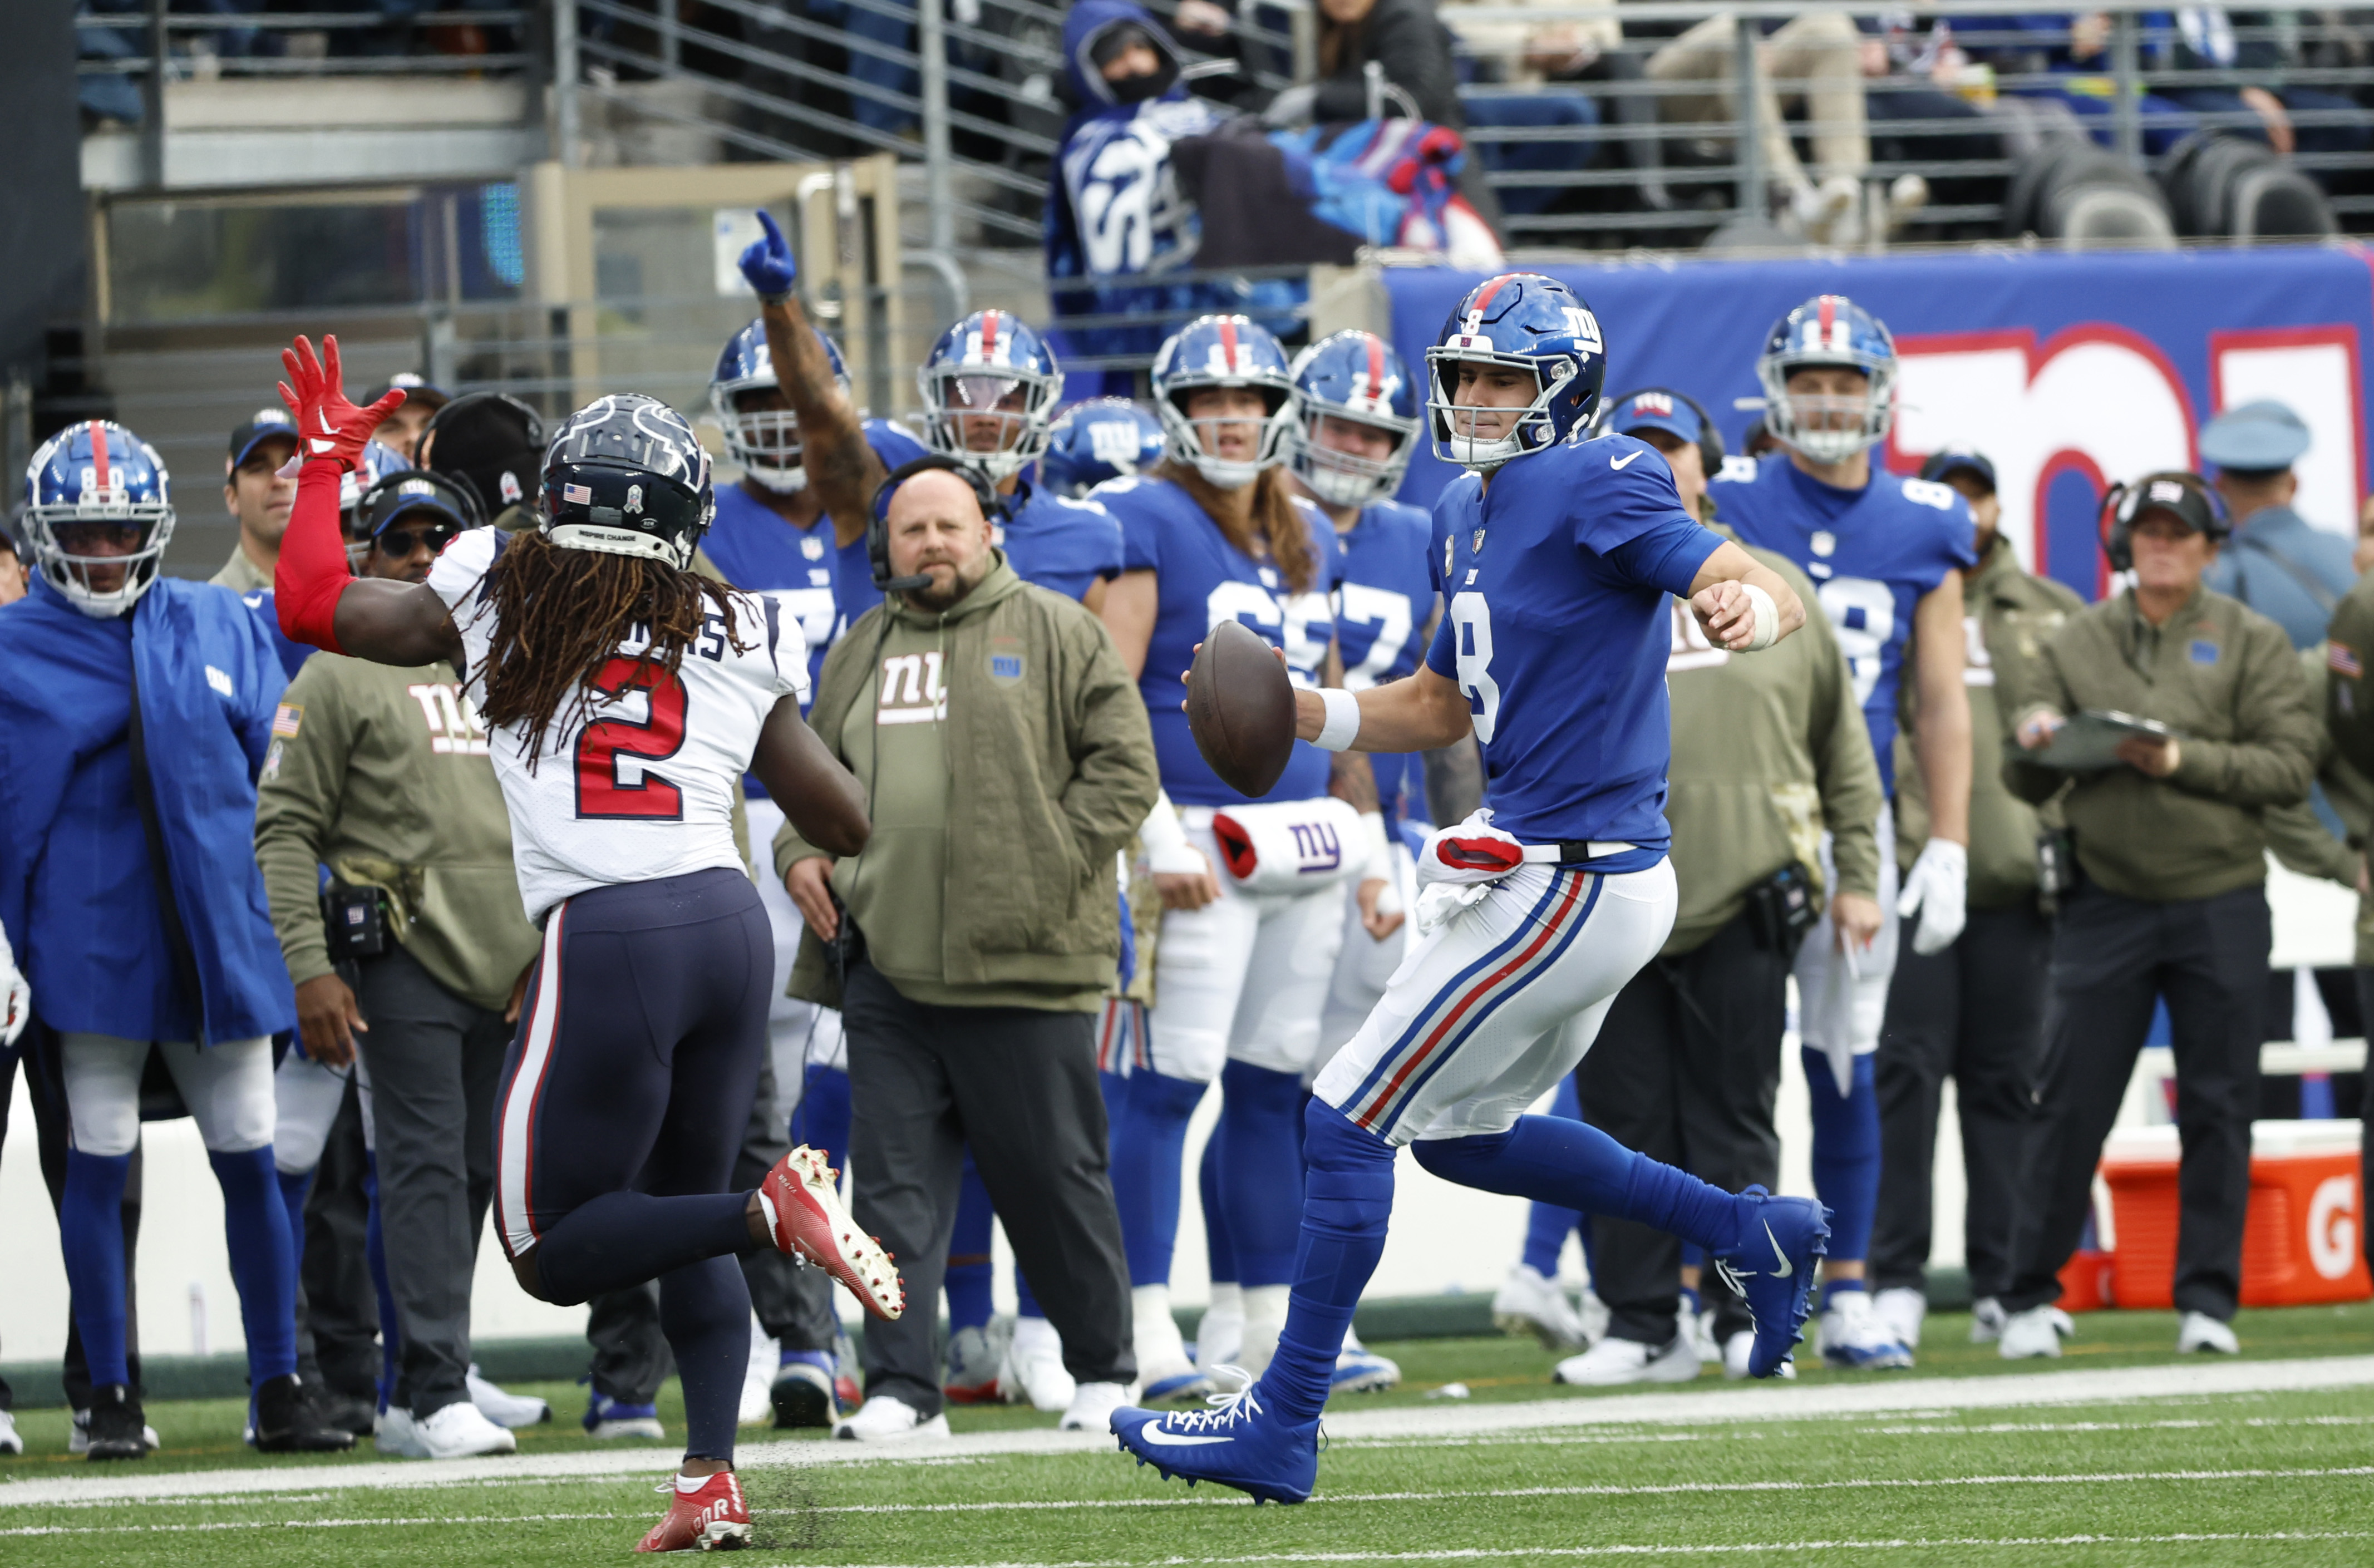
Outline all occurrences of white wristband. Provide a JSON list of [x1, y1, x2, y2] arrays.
[[1316, 687, 1362, 752], [1741, 583, 1779, 652], [1136, 791, 1207, 876]]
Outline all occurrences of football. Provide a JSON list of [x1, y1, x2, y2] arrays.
[[1186, 618, 1299, 798]]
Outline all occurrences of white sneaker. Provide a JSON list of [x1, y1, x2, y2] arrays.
[[375, 1406, 431, 1458], [1819, 1290, 1914, 1370], [1969, 1296, 2008, 1344], [2178, 1311, 2239, 1355], [835, 1394, 952, 1442], [0, 1410, 22, 1456], [1998, 1304, 2072, 1359], [415, 1400, 519, 1459], [1237, 1284, 1290, 1378], [1872, 1286, 1927, 1352], [998, 1315, 1074, 1412], [1578, 1288, 1610, 1345], [1552, 1334, 1698, 1387], [68, 1407, 160, 1454], [1132, 1285, 1211, 1401], [1057, 1380, 1135, 1431], [467, 1365, 550, 1429], [1195, 1283, 1245, 1369], [1723, 1329, 1796, 1380], [1491, 1264, 1589, 1351]]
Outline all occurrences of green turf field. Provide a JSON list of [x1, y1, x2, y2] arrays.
[[3, 1308, 2370, 1565]]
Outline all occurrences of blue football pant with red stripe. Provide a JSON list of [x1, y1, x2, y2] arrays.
[[494, 867, 771, 1460]]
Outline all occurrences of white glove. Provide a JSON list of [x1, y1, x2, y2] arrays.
[[1896, 838, 1968, 957], [1136, 791, 1209, 877], [0, 918, 29, 1049]]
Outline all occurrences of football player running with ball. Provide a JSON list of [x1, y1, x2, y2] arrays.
[[268, 335, 899, 1553], [1108, 274, 1832, 1504]]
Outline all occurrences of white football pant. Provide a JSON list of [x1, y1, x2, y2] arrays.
[[271, 1047, 371, 1174], [1791, 799, 1899, 1096], [1312, 840, 1420, 1083], [61, 1033, 276, 1158], [746, 795, 849, 1113]]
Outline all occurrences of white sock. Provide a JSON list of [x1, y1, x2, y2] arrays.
[[1238, 1284, 1291, 1375], [1133, 1284, 1186, 1367]]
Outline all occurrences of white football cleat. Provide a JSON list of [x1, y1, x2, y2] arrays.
[[1871, 1286, 1927, 1352], [1553, 1333, 1698, 1387], [1819, 1289, 1914, 1370], [1491, 1264, 1590, 1351], [1969, 1296, 2008, 1344], [414, 1400, 519, 1459], [2177, 1311, 2240, 1355], [1997, 1304, 2072, 1359], [375, 1406, 430, 1458], [466, 1364, 551, 1428], [835, 1394, 951, 1442], [1058, 1380, 1135, 1431], [1723, 1329, 1795, 1380], [999, 1315, 1075, 1412]]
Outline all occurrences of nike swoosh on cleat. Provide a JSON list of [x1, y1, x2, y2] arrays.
[[1764, 1221, 1792, 1278], [1135, 1427, 1233, 1447], [1610, 450, 1643, 470]]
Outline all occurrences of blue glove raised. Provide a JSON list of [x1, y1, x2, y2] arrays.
[[738, 209, 798, 302]]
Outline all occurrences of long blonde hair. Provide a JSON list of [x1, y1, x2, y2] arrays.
[[1160, 461, 1317, 594]]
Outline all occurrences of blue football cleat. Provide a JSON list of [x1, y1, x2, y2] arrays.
[[1109, 1383, 1319, 1505], [1711, 1186, 1831, 1378]]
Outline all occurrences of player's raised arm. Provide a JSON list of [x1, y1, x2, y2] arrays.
[[739, 211, 886, 548], [272, 334, 462, 666], [1687, 539, 1806, 652]]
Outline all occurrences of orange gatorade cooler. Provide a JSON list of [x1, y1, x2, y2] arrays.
[[2099, 1121, 2371, 1309]]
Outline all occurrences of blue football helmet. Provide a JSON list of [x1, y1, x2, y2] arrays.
[[1040, 398, 1164, 497], [1286, 330, 1421, 507], [542, 394, 715, 569], [918, 310, 1065, 485], [708, 317, 851, 494], [1150, 315, 1298, 490], [1756, 294, 1897, 465], [1425, 273, 1607, 472], [20, 420, 175, 618]]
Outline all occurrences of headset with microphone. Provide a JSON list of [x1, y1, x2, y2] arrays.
[[417, 390, 548, 520], [868, 453, 1007, 594], [2099, 470, 2228, 571]]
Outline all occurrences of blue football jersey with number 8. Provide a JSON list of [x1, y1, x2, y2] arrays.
[[1711, 453, 1975, 793], [1424, 431, 1723, 860]]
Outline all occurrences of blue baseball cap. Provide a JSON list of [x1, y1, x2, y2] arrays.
[[1920, 447, 1997, 494], [1605, 388, 1706, 447], [2199, 399, 2310, 474], [227, 405, 299, 471]]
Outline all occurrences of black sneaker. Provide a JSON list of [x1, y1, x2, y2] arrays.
[[311, 1387, 379, 1438], [253, 1374, 358, 1453], [84, 1386, 149, 1462]]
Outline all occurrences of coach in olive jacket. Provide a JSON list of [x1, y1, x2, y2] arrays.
[[773, 462, 1156, 1429]]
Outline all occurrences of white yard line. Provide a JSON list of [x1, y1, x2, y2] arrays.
[[755, 1536, 2374, 1567], [3, 1354, 2370, 1511]]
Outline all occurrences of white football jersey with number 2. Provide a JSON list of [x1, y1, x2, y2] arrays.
[[429, 527, 809, 923]]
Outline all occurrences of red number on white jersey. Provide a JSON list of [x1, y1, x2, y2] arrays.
[[574, 658, 688, 819]]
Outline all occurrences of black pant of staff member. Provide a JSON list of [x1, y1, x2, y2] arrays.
[[776, 457, 1161, 1439], [1993, 473, 2322, 1360]]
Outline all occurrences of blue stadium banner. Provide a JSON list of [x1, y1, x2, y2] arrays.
[[1386, 247, 2374, 601]]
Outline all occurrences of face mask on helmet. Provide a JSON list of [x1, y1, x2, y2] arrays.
[[921, 372, 1059, 484], [1151, 317, 1299, 491], [718, 394, 809, 493], [1755, 295, 1897, 466], [1425, 351, 1573, 472], [21, 422, 177, 619], [1289, 408, 1413, 506]]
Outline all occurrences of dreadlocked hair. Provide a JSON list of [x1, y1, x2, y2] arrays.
[[1158, 460, 1316, 595], [475, 529, 751, 766]]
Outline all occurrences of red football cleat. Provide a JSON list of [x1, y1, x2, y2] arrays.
[[634, 1471, 751, 1554], [760, 1146, 905, 1320]]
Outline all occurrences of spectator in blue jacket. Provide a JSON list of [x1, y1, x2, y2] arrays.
[[2200, 398, 2360, 650], [0, 421, 351, 1461]]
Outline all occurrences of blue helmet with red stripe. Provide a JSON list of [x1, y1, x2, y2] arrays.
[[1039, 398, 1163, 498], [918, 309, 1065, 485], [1287, 330, 1421, 507], [1424, 273, 1607, 472], [708, 316, 850, 494], [1150, 314, 1297, 490], [20, 419, 175, 618], [1755, 293, 1897, 465]]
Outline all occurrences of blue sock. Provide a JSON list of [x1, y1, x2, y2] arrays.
[[61, 1150, 134, 1388], [365, 1155, 401, 1410], [945, 1154, 996, 1334], [275, 1166, 314, 1282], [1521, 1073, 1586, 1275], [1199, 1126, 1235, 1286], [211, 1147, 299, 1383], [1218, 1062, 1309, 1288], [1110, 1069, 1208, 1287], [1264, 1103, 1395, 1424], [532, 1191, 755, 1306], [1804, 1048, 1879, 1266], [1410, 1115, 1740, 1254], [791, 1063, 852, 1174]]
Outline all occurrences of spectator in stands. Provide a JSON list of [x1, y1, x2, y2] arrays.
[[2160, 8, 2374, 176], [1981, 13, 2200, 157], [1870, 450, 2081, 1352], [1430, 0, 1613, 218], [215, 408, 303, 594], [1857, 17, 2003, 231], [1644, 13, 1873, 244], [1996, 472, 2319, 1361], [363, 374, 450, 463], [2200, 399, 2360, 649]]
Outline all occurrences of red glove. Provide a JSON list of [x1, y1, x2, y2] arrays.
[[276, 457, 354, 655], [277, 334, 404, 474]]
